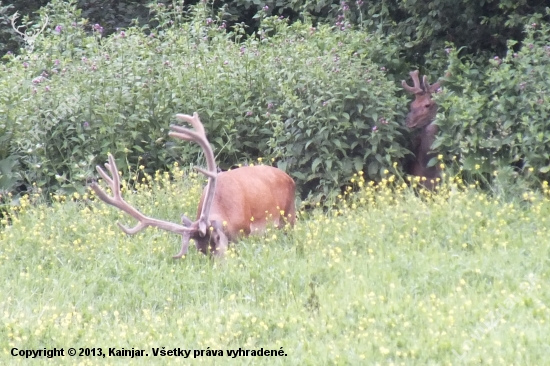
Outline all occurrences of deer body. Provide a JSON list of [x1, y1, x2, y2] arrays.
[[402, 70, 443, 190], [192, 165, 296, 254], [91, 113, 296, 258], [409, 124, 439, 190]]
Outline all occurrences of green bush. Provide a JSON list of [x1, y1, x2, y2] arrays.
[[435, 19, 550, 187], [1, 0, 408, 200]]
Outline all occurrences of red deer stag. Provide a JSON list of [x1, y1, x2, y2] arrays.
[[90, 113, 296, 258], [402, 70, 443, 190]]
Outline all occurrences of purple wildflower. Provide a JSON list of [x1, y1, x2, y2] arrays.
[[340, 1, 349, 11], [92, 24, 103, 33]]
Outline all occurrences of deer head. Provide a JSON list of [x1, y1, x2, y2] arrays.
[[91, 113, 296, 258], [402, 70, 441, 129]]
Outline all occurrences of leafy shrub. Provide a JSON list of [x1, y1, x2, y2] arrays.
[[1, 0, 408, 200], [435, 19, 550, 187]]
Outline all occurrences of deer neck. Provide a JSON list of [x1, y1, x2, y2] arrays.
[[416, 123, 438, 166]]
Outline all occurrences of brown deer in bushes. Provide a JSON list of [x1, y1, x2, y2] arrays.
[[90, 113, 296, 258], [402, 70, 444, 190]]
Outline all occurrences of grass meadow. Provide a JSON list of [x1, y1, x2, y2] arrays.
[[1, 166, 549, 365]]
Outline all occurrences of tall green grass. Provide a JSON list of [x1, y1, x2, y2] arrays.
[[1, 169, 549, 364]]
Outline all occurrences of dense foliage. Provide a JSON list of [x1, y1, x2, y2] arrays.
[[1, 0, 549, 202], [1, 0, 408, 200], [4, 0, 548, 63], [1, 0, 150, 53], [435, 20, 550, 189], [1, 168, 550, 364]]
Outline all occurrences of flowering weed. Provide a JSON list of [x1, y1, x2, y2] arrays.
[[1, 169, 549, 364]]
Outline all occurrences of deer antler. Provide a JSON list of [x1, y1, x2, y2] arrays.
[[401, 70, 424, 94], [91, 113, 219, 259], [90, 155, 191, 250], [169, 113, 218, 237], [422, 75, 441, 94], [11, 12, 49, 51]]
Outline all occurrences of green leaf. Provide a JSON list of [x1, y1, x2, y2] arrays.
[[368, 161, 378, 177], [353, 157, 363, 173], [312, 157, 323, 172]]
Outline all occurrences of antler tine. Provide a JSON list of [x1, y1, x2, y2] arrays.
[[194, 166, 217, 178], [174, 112, 206, 138], [91, 154, 192, 252], [38, 15, 49, 35], [91, 155, 121, 206], [172, 232, 192, 259], [169, 113, 218, 237], [10, 13, 26, 37], [170, 114, 216, 173], [423, 75, 442, 94], [402, 70, 424, 94]]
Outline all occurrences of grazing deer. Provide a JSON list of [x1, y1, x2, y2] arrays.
[[90, 113, 296, 258], [402, 70, 443, 190]]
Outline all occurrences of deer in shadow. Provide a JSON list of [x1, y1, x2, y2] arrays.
[[402, 70, 445, 190]]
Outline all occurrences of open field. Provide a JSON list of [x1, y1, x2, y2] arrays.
[[1, 170, 549, 365]]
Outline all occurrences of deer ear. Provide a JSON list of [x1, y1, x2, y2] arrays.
[[198, 219, 208, 237]]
